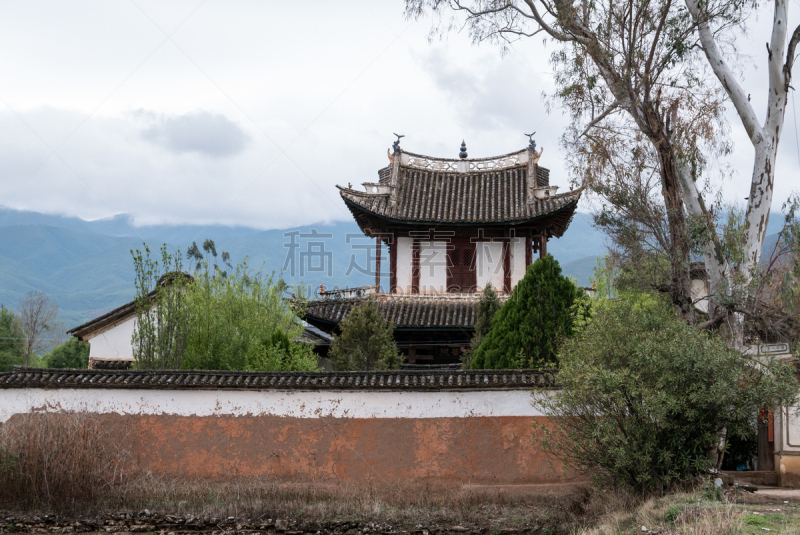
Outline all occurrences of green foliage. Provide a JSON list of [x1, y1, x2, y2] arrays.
[[42, 338, 90, 369], [534, 293, 799, 493], [462, 283, 502, 368], [664, 505, 681, 523], [130, 244, 189, 369], [0, 307, 24, 372], [329, 298, 401, 371], [131, 241, 317, 372], [470, 255, 583, 369], [181, 262, 318, 372], [591, 255, 617, 299], [745, 514, 767, 526]]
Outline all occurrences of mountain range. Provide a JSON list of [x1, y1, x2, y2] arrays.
[[0, 207, 612, 332]]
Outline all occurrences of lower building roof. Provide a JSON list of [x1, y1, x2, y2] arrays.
[[302, 293, 508, 331]]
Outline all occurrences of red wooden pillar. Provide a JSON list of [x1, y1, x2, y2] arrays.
[[503, 238, 511, 294], [389, 235, 397, 294], [412, 239, 420, 294], [525, 236, 532, 267], [539, 233, 547, 259], [375, 236, 381, 292]]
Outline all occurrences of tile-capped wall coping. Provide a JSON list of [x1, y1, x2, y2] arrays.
[[0, 366, 557, 391]]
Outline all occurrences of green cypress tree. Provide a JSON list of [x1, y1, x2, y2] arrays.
[[462, 283, 502, 367], [470, 255, 583, 369], [329, 298, 401, 371], [0, 306, 24, 372]]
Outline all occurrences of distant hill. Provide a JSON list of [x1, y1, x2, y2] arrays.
[[0, 207, 606, 331], [3, 205, 792, 335], [561, 255, 601, 287]]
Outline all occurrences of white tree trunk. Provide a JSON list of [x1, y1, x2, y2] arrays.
[[683, 0, 792, 342]]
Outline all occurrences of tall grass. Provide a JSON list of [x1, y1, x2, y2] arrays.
[[0, 412, 133, 511]]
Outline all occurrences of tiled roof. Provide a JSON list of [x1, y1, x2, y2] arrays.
[[339, 164, 582, 227], [90, 358, 133, 370], [0, 366, 557, 391], [303, 294, 508, 330]]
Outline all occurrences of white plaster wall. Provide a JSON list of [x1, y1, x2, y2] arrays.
[[419, 241, 447, 294], [776, 403, 800, 452], [395, 237, 414, 294], [691, 279, 709, 313], [0, 388, 553, 423], [510, 238, 527, 289], [86, 316, 136, 361], [476, 241, 504, 291]]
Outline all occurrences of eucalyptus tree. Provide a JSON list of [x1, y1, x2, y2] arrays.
[[405, 0, 800, 342], [405, 0, 730, 322], [678, 0, 800, 341]]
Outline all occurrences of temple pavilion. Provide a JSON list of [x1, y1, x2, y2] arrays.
[[303, 137, 583, 366]]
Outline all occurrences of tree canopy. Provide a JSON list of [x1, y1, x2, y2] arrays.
[[405, 0, 800, 347], [131, 242, 318, 372], [43, 338, 90, 369], [0, 307, 24, 372], [329, 297, 401, 371], [534, 293, 799, 492], [470, 255, 583, 369]]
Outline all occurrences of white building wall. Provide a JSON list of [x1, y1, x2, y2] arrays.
[[691, 278, 710, 313], [395, 237, 414, 293], [475, 241, 504, 291], [0, 388, 551, 423], [419, 241, 447, 294], [86, 315, 136, 361], [510, 238, 527, 288]]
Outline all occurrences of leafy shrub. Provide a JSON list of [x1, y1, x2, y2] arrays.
[[180, 262, 318, 372], [534, 293, 799, 493], [664, 505, 682, 523], [329, 297, 401, 371], [131, 243, 318, 372], [42, 338, 90, 369], [470, 255, 583, 369]]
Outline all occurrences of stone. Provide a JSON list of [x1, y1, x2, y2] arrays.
[[714, 478, 723, 489], [275, 519, 289, 532]]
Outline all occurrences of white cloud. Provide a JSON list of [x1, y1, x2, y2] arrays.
[[0, 0, 797, 231], [140, 110, 250, 157]]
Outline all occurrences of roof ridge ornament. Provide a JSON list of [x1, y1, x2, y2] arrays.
[[524, 132, 537, 151], [459, 140, 468, 159], [392, 133, 404, 153]]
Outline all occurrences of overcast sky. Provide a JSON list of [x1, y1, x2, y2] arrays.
[[0, 1, 798, 230]]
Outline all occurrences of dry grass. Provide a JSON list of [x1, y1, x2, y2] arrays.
[[112, 473, 591, 530], [0, 412, 133, 511], [576, 490, 749, 534]]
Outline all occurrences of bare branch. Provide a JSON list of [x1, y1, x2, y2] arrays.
[[579, 101, 621, 138]]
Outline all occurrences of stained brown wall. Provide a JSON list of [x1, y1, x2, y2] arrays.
[[81, 414, 571, 485]]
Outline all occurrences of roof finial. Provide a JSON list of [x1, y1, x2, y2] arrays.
[[459, 140, 468, 159], [392, 133, 405, 153], [524, 132, 537, 151]]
